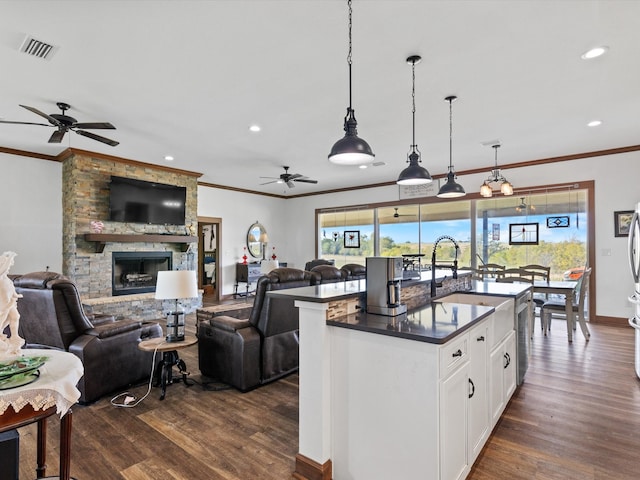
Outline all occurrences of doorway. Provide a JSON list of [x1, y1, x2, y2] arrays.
[[198, 216, 221, 304]]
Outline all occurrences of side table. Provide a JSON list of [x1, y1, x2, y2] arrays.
[[138, 335, 198, 400], [0, 349, 84, 480]]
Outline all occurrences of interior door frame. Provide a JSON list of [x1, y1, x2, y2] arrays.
[[197, 216, 222, 303]]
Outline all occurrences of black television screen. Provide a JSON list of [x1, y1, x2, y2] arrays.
[[109, 176, 186, 225]]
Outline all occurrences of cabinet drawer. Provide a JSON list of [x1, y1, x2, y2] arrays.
[[439, 333, 469, 379]]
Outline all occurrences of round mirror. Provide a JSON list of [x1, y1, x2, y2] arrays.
[[247, 222, 267, 258]]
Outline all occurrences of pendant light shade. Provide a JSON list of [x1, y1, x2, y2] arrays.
[[437, 95, 466, 198], [397, 55, 431, 185], [328, 0, 374, 166], [479, 144, 513, 197]]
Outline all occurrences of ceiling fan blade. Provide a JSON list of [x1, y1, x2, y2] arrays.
[[73, 122, 116, 130], [288, 173, 303, 180], [0, 120, 52, 127], [259, 176, 280, 180], [19, 104, 60, 126], [286, 180, 296, 188], [48, 129, 66, 143], [294, 178, 318, 184], [75, 129, 119, 146], [260, 180, 279, 185]]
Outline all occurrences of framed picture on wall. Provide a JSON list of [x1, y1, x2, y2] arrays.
[[509, 222, 539, 245], [614, 210, 634, 237], [344, 230, 360, 248]]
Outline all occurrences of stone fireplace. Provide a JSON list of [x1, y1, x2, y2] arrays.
[[60, 149, 202, 321], [112, 251, 172, 296]]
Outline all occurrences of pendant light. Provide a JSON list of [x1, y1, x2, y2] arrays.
[[437, 96, 466, 198], [479, 144, 513, 197], [328, 0, 375, 166], [397, 55, 432, 185]]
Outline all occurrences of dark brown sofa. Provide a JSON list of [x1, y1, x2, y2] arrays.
[[197, 267, 318, 391], [12, 271, 163, 404]]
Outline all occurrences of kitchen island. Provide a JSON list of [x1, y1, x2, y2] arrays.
[[270, 272, 531, 480]]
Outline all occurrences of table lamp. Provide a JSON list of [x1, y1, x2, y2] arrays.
[[155, 270, 198, 342]]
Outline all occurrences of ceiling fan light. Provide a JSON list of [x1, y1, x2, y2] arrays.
[[501, 180, 514, 196], [397, 153, 432, 185], [480, 182, 493, 197], [437, 171, 466, 198]]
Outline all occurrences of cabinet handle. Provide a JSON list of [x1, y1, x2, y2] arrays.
[[504, 352, 511, 369], [476, 335, 485, 342], [468, 378, 475, 398], [452, 349, 463, 358]]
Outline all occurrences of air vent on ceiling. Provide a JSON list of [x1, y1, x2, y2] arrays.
[[19, 35, 57, 60]]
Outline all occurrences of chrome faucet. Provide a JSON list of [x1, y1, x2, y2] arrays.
[[431, 235, 460, 297]]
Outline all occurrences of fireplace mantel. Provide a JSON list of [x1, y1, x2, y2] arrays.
[[84, 233, 197, 253]]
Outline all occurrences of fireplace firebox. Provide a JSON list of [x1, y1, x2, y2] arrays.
[[112, 251, 172, 296]]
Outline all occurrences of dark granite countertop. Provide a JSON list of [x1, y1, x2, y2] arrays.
[[327, 301, 494, 344], [266, 269, 466, 303]]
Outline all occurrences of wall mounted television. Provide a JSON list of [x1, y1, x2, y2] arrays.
[[109, 176, 186, 225]]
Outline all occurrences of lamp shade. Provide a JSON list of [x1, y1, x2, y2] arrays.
[[259, 232, 270, 243], [155, 270, 198, 300], [437, 171, 466, 198], [397, 153, 432, 185], [328, 133, 375, 166]]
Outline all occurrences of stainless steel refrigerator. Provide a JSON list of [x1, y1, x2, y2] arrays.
[[627, 202, 640, 378]]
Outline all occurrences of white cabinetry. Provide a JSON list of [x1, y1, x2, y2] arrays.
[[489, 330, 517, 426], [440, 320, 490, 480]]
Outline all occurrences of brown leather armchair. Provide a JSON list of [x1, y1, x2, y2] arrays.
[[198, 267, 319, 391], [12, 272, 163, 404], [341, 263, 366, 280]]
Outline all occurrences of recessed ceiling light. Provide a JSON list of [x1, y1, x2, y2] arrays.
[[359, 164, 368, 169], [587, 120, 602, 127], [581, 46, 609, 60], [164, 155, 174, 161], [249, 125, 261, 132]]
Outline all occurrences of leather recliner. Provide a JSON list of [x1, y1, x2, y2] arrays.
[[341, 263, 366, 280], [198, 267, 319, 391], [311, 264, 347, 283], [304, 258, 334, 272], [12, 271, 163, 404]]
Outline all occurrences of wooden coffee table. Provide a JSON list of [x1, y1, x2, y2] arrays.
[[138, 334, 198, 400]]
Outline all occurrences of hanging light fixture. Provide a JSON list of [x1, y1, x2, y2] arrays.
[[437, 95, 466, 198], [397, 55, 432, 185], [328, 0, 375, 166], [479, 144, 513, 197]]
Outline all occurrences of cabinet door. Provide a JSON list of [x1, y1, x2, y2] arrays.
[[503, 330, 517, 399], [440, 362, 469, 480], [467, 322, 489, 463], [489, 330, 517, 427], [489, 342, 506, 427]]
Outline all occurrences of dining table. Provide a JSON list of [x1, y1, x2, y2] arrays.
[[533, 279, 589, 342]]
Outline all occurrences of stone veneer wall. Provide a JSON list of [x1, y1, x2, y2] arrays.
[[61, 150, 200, 319]]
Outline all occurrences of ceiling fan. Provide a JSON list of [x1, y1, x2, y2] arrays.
[[0, 102, 119, 146], [393, 208, 414, 218], [260, 166, 318, 188]]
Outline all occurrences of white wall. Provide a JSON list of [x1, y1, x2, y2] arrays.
[[5, 149, 640, 319], [0, 152, 62, 273], [197, 185, 289, 296]]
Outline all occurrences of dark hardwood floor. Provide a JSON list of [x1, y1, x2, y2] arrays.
[[14, 313, 640, 480]]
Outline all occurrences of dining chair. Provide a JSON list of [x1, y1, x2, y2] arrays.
[[540, 267, 591, 340], [496, 268, 536, 283], [478, 263, 505, 279], [519, 264, 551, 311]]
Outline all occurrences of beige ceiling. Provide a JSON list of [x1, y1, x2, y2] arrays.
[[1, 1, 638, 196]]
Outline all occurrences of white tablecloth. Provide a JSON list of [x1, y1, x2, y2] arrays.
[[0, 349, 84, 417]]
